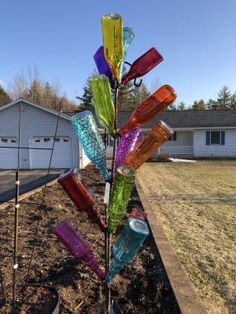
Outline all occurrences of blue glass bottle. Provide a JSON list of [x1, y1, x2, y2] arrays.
[[123, 27, 135, 58], [71, 110, 110, 182], [120, 27, 135, 78], [106, 218, 149, 283]]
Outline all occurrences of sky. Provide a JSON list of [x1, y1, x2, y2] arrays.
[[0, 0, 236, 107]]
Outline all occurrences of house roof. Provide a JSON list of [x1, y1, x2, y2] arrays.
[[117, 110, 236, 129], [49, 106, 236, 130], [0, 98, 71, 121]]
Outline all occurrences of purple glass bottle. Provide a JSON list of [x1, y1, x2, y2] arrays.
[[114, 128, 141, 176], [53, 219, 105, 279], [94, 46, 115, 89]]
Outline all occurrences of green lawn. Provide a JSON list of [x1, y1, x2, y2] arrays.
[[137, 160, 236, 314]]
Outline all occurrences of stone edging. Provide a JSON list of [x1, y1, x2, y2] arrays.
[[135, 176, 207, 314]]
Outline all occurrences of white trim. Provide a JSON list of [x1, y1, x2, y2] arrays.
[[0, 98, 71, 121], [140, 127, 236, 131]]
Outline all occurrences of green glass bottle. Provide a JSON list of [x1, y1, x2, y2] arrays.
[[108, 165, 136, 233], [90, 75, 115, 136]]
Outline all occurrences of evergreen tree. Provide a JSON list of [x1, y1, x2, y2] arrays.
[[129, 84, 150, 109], [231, 92, 236, 110], [0, 85, 11, 107], [117, 80, 134, 111], [77, 78, 93, 105], [178, 102, 186, 110], [217, 86, 232, 109]]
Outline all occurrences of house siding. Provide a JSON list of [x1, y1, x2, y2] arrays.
[[162, 131, 193, 147], [0, 102, 80, 168], [193, 129, 236, 157]]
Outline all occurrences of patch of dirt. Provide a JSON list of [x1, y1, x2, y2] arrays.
[[0, 165, 180, 313]]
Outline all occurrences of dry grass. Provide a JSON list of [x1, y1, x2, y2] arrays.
[[137, 160, 236, 314]]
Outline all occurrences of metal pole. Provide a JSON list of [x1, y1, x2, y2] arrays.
[[12, 171, 20, 302], [105, 81, 119, 313], [12, 102, 22, 303]]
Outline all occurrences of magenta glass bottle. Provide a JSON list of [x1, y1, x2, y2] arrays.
[[53, 219, 105, 279]]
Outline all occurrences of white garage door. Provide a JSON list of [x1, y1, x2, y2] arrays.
[[29, 137, 72, 169], [0, 137, 18, 169]]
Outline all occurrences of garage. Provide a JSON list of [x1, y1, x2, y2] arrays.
[[0, 137, 18, 169], [0, 99, 93, 170], [29, 136, 73, 169]]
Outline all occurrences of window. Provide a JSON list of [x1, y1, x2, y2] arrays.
[[109, 136, 114, 146], [211, 131, 220, 144], [168, 132, 177, 141], [54, 138, 60, 142], [63, 138, 69, 142], [44, 138, 51, 142], [206, 131, 225, 145], [11, 139, 17, 143], [1, 138, 8, 143]]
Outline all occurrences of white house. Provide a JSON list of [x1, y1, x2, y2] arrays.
[[0, 98, 90, 169], [117, 110, 236, 158]]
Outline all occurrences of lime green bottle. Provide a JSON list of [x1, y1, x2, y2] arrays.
[[90, 75, 115, 136], [108, 165, 136, 233], [101, 13, 123, 82]]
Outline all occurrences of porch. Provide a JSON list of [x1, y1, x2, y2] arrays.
[[158, 145, 194, 158]]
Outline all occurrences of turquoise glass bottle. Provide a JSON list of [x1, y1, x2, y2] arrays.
[[71, 110, 110, 182], [106, 218, 149, 282]]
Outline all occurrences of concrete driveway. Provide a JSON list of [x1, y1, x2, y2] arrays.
[[0, 170, 62, 204]]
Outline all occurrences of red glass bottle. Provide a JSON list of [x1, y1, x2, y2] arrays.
[[58, 169, 106, 232], [127, 207, 147, 221], [121, 47, 163, 85], [118, 85, 176, 137]]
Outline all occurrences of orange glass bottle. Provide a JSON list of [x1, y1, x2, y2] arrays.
[[125, 121, 173, 169], [121, 47, 163, 85], [118, 85, 176, 137]]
